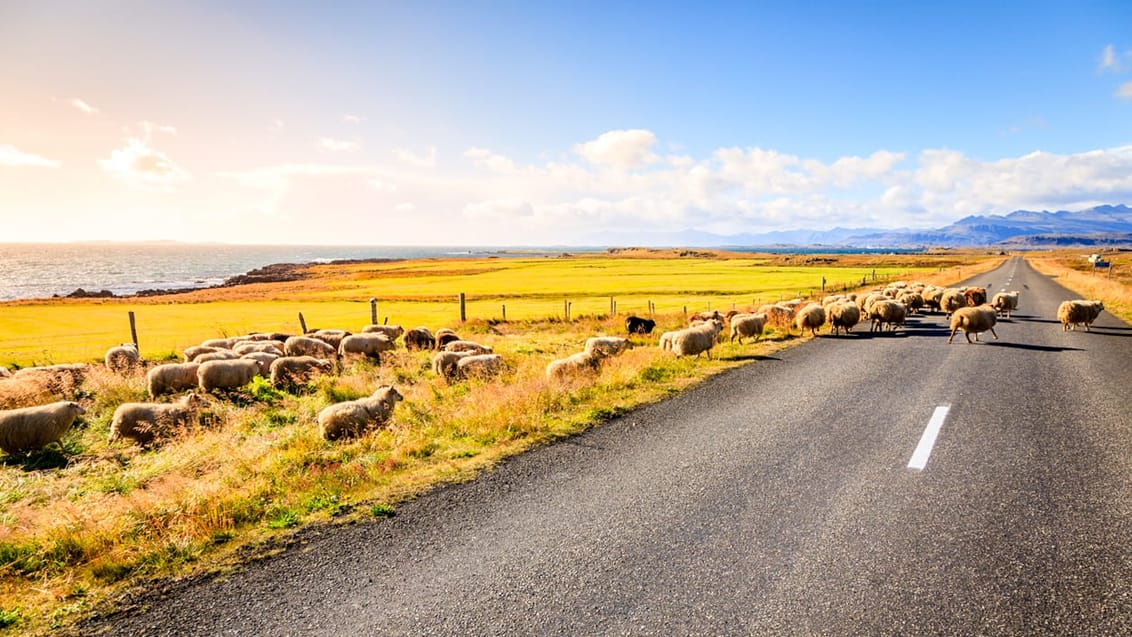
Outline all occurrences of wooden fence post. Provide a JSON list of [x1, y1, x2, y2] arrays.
[[298, 312, 307, 333], [128, 311, 138, 350], [459, 293, 466, 322], [502, 304, 507, 321], [370, 298, 377, 325]]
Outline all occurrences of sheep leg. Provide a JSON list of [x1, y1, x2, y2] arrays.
[[989, 326, 999, 340]]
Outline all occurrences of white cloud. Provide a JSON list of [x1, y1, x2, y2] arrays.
[[318, 137, 361, 152], [464, 147, 516, 173], [394, 147, 437, 168], [574, 129, 659, 168], [71, 98, 99, 114], [270, 119, 285, 132], [0, 144, 62, 168], [394, 202, 416, 213], [343, 114, 363, 124], [1116, 82, 1132, 100], [1100, 44, 1120, 72], [99, 138, 189, 191]]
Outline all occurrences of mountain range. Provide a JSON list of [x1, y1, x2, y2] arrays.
[[591, 204, 1132, 248]]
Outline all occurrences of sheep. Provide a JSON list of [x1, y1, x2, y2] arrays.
[[284, 335, 338, 359], [940, 288, 966, 317], [403, 327, 436, 351], [455, 354, 505, 380], [827, 302, 860, 336], [194, 350, 240, 363], [443, 340, 494, 355], [0, 400, 86, 454], [948, 304, 999, 344], [1057, 299, 1105, 331], [625, 316, 656, 335], [108, 393, 205, 446], [857, 292, 886, 319], [546, 350, 604, 382], [435, 329, 461, 349], [104, 343, 139, 374], [794, 303, 826, 337], [688, 310, 722, 324], [431, 351, 466, 381], [992, 291, 1020, 318], [729, 313, 768, 344], [11, 364, 88, 395], [146, 362, 201, 397], [200, 337, 238, 349], [241, 352, 279, 372], [361, 324, 404, 342], [964, 287, 988, 307], [921, 286, 945, 313], [338, 333, 395, 360], [0, 366, 9, 379], [897, 291, 924, 314], [869, 299, 907, 332], [242, 332, 292, 342], [270, 356, 334, 389], [183, 345, 227, 362], [756, 304, 795, 331], [584, 336, 631, 356], [232, 341, 284, 356], [658, 330, 679, 352], [308, 329, 351, 350], [317, 385, 403, 441], [197, 358, 261, 392], [671, 319, 724, 358]]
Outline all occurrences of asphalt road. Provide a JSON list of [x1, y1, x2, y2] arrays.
[[87, 256, 1132, 636]]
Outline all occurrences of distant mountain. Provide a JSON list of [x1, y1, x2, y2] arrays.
[[587, 204, 1132, 248]]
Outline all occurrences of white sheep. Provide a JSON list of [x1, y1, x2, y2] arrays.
[[443, 340, 494, 355], [940, 288, 966, 317], [194, 350, 240, 363], [755, 304, 794, 331], [0, 366, 9, 379], [729, 313, 768, 344], [11, 364, 88, 395], [671, 319, 724, 358], [546, 350, 604, 382], [232, 341, 284, 356], [658, 330, 679, 352], [432, 351, 471, 381], [183, 345, 227, 362], [105, 343, 139, 374], [869, 299, 907, 332], [1057, 299, 1104, 331], [0, 400, 86, 454], [317, 385, 403, 441], [109, 393, 205, 445], [284, 335, 338, 359], [794, 303, 826, 337], [948, 304, 999, 344], [200, 337, 238, 349], [361, 324, 404, 341], [826, 302, 860, 336], [455, 354, 504, 380], [308, 329, 351, 350], [146, 362, 201, 397], [338, 333, 395, 359], [584, 336, 631, 356], [197, 359, 262, 392], [991, 291, 1020, 318], [270, 356, 334, 388]]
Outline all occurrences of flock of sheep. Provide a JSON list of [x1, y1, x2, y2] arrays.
[[0, 281, 1109, 457]]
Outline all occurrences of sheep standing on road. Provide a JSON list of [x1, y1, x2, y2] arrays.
[[317, 385, 403, 441], [992, 291, 1020, 318], [827, 302, 861, 336], [948, 305, 999, 344], [0, 400, 86, 454], [109, 393, 206, 446], [794, 303, 826, 337], [869, 299, 907, 333], [1057, 299, 1105, 331]]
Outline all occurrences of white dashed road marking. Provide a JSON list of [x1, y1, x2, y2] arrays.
[[908, 405, 951, 471]]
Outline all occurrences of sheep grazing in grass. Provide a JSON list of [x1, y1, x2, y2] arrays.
[[403, 327, 436, 351], [827, 303, 860, 336], [756, 304, 795, 331], [197, 359, 261, 392], [308, 329, 351, 350], [270, 356, 334, 389], [317, 385, 403, 441], [104, 343, 139, 374], [964, 287, 988, 307], [671, 319, 724, 358], [109, 393, 205, 446], [940, 288, 966, 317], [794, 303, 826, 337], [284, 335, 338, 360], [992, 291, 1020, 318], [584, 336, 631, 356], [432, 351, 471, 381], [361, 324, 404, 342], [338, 333, 395, 360], [443, 340, 493, 355], [194, 350, 240, 363], [0, 400, 86, 454], [729, 313, 768, 344], [435, 329, 461, 350], [0, 366, 9, 379], [625, 316, 656, 335], [948, 305, 999, 344], [232, 341, 284, 356], [200, 337, 238, 349], [183, 345, 227, 362], [147, 362, 202, 397], [456, 354, 504, 380], [870, 299, 907, 333], [1057, 299, 1105, 332], [546, 350, 604, 382], [11, 364, 88, 395], [243, 332, 292, 343]]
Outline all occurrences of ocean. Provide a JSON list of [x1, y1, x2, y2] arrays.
[[0, 243, 596, 301]]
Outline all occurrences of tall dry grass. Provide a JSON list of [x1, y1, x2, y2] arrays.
[[1029, 252, 1132, 323]]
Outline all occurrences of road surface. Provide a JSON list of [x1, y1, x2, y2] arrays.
[[88, 256, 1132, 636]]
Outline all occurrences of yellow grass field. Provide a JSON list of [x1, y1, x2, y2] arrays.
[[0, 250, 1003, 634]]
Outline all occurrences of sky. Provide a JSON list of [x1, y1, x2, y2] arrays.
[[1, 0, 1131, 245]]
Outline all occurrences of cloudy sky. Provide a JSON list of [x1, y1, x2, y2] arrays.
[[2, 1, 1131, 245]]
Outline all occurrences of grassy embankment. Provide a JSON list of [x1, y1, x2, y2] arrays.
[[0, 250, 1001, 634], [1028, 249, 1132, 324]]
